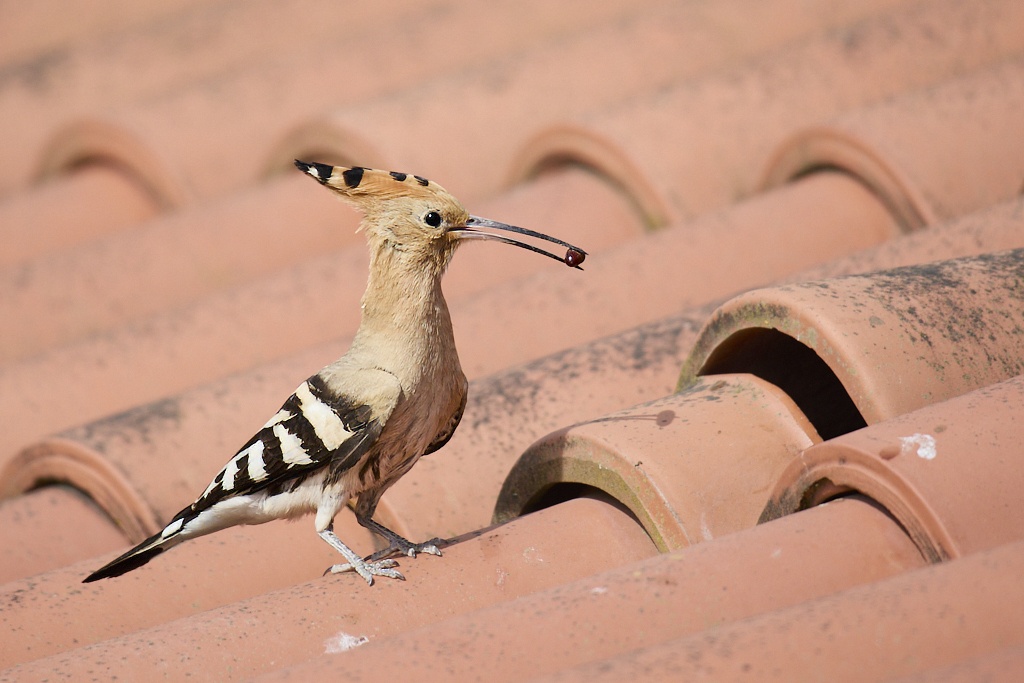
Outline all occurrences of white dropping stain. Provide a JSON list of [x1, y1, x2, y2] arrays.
[[324, 632, 369, 654], [591, 586, 608, 595], [699, 511, 713, 541], [900, 433, 937, 460], [522, 546, 545, 563], [770, 548, 782, 560], [495, 568, 508, 587]]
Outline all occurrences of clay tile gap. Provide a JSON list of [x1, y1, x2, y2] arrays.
[[678, 250, 1024, 438], [35, 119, 189, 210], [687, 324, 867, 441], [494, 373, 820, 551], [506, 124, 673, 230], [0, 436, 160, 543], [760, 374, 1024, 564], [760, 127, 932, 233]]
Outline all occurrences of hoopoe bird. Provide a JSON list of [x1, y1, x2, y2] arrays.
[[84, 161, 586, 585]]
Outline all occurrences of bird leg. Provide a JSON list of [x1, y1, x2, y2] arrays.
[[318, 526, 404, 584], [358, 515, 445, 562]]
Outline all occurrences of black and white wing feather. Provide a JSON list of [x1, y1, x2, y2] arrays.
[[83, 372, 399, 582], [193, 375, 380, 505]]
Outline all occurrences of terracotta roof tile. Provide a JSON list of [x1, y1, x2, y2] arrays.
[[495, 374, 820, 550], [798, 196, 1024, 280], [4, 346, 343, 541], [4, 1, 1024, 680], [452, 189, 1024, 387], [10, 131, 1019, 488], [308, 0, 912, 201], [2, 497, 655, 681], [0, 174, 355, 362], [495, 276, 1024, 551], [0, 0, 208, 65], [0, 0, 668, 199], [1, 304, 700, 567], [514, 0, 1024, 225], [396, 209, 1024, 546], [451, 171, 900, 377], [0, 164, 159, 267], [762, 57, 1024, 230], [0, 486, 123, 583], [0, 167, 636, 365], [0, 512, 377, 670], [764, 374, 1024, 562], [891, 646, 1024, 683], [540, 538, 1024, 682], [681, 250, 1024, 430], [251, 496, 924, 682], [0, 166, 637, 469]]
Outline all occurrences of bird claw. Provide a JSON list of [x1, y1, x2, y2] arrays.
[[326, 537, 443, 584], [369, 536, 444, 562], [326, 557, 404, 585]]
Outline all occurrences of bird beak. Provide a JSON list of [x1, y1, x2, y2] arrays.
[[449, 216, 588, 269]]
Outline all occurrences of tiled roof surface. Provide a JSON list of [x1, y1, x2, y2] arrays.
[[2, 1, 1024, 680]]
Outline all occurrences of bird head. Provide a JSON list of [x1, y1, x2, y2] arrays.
[[295, 160, 587, 275]]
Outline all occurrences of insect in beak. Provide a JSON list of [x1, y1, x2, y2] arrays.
[[448, 216, 587, 269]]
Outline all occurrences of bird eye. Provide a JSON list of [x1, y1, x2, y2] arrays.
[[423, 211, 442, 228]]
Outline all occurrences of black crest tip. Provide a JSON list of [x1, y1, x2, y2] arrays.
[[294, 159, 334, 184]]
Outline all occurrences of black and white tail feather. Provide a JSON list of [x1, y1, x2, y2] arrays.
[[83, 373, 395, 583]]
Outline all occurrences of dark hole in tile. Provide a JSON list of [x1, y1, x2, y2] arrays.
[[698, 328, 867, 440], [521, 483, 645, 531]]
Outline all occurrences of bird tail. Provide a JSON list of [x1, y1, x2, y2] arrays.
[[83, 519, 187, 583]]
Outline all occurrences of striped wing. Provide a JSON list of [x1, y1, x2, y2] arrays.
[[81, 371, 399, 582], [190, 374, 392, 513]]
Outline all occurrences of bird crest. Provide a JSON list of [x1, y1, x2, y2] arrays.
[[295, 161, 454, 203]]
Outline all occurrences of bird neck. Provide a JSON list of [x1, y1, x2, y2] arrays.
[[354, 244, 455, 360]]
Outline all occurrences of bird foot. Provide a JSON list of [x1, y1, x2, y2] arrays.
[[328, 537, 443, 584], [318, 527, 406, 585], [326, 557, 404, 585], [368, 536, 444, 562]]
